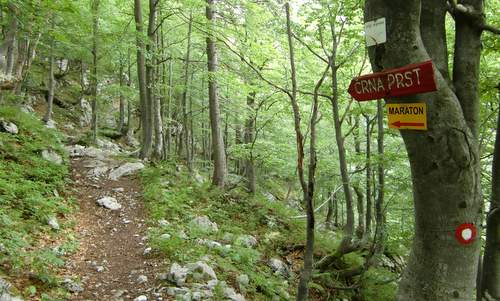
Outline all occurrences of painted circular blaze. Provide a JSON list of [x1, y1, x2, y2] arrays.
[[455, 223, 477, 245]]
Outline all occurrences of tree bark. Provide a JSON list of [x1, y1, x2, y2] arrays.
[[481, 84, 500, 299], [206, 0, 227, 187], [244, 91, 257, 193], [43, 23, 55, 123], [134, 0, 152, 158], [90, 0, 99, 143], [364, 115, 373, 237], [118, 57, 125, 134], [374, 100, 385, 255], [364, 1, 482, 300], [148, 0, 162, 160], [181, 13, 193, 169]]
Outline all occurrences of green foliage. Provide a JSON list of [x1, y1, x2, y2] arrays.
[[0, 106, 73, 298]]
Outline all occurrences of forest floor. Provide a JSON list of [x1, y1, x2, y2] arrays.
[[62, 151, 168, 301]]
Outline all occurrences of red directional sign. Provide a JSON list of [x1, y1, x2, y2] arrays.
[[391, 121, 425, 128], [348, 60, 437, 101]]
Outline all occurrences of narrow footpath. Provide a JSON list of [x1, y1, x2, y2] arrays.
[[61, 145, 168, 301]]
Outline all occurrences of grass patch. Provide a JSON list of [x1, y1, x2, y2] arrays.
[[0, 105, 74, 300]]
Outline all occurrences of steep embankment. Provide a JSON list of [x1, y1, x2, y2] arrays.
[[0, 106, 72, 300]]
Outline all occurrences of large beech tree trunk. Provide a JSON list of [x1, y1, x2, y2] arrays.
[[181, 13, 193, 169], [244, 91, 257, 193], [364, 1, 483, 299], [206, 0, 227, 187], [481, 84, 500, 299]]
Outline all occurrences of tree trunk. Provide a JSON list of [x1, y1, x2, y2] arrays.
[[90, 0, 99, 143], [118, 57, 125, 134], [364, 1, 483, 300], [134, 0, 152, 158], [481, 84, 500, 299], [148, 0, 161, 160], [374, 100, 385, 255], [206, 0, 227, 187], [126, 48, 134, 140], [0, 8, 17, 74], [181, 13, 193, 169], [244, 91, 257, 193], [43, 26, 55, 123], [365, 115, 373, 238]]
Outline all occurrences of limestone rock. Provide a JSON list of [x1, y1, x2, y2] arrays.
[[48, 216, 60, 230], [109, 162, 145, 180], [133, 295, 147, 301], [235, 235, 257, 248], [186, 261, 217, 281], [223, 287, 245, 301], [96, 196, 122, 210], [167, 263, 188, 286], [0, 119, 18, 134], [189, 216, 218, 233], [42, 149, 63, 165], [268, 258, 289, 278]]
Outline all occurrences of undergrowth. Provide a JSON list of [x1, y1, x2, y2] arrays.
[[0, 106, 75, 300], [142, 162, 397, 300]]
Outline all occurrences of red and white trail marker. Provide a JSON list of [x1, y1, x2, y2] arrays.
[[455, 223, 477, 245]]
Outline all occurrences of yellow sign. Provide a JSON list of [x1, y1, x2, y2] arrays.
[[387, 103, 427, 130]]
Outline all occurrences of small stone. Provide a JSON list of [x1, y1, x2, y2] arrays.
[[42, 149, 63, 165], [96, 196, 122, 210], [264, 192, 276, 202], [236, 274, 249, 288], [133, 295, 148, 301], [0, 119, 18, 134], [189, 216, 218, 233], [63, 278, 84, 293], [235, 235, 257, 248], [158, 219, 170, 227], [113, 187, 125, 192], [178, 230, 188, 239], [268, 258, 289, 278], [143, 247, 152, 255], [45, 119, 57, 129], [137, 275, 148, 284], [159, 233, 171, 240], [48, 216, 60, 230], [96, 266, 105, 272], [223, 287, 245, 301]]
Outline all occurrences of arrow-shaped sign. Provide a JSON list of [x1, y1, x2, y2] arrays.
[[387, 103, 427, 130], [391, 121, 425, 128]]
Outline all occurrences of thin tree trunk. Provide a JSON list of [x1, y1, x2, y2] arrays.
[[134, 0, 151, 158], [126, 48, 134, 139], [148, 0, 162, 160], [166, 59, 173, 156], [244, 91, 257, 193], [0, 7, 17, 74], [90, 0, 99, 143], [43, 24, 55, 123], [374, 100, 385, 255], [365, 115, 373, 238], [118, 57, 125, 134], [206, 0, 227, 187], [181, 13, 193, 169]]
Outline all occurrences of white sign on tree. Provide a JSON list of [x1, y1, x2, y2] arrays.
[[365, 17, 386, 47]]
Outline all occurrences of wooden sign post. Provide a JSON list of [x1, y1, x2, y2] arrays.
[[348, 60, 437, 101]]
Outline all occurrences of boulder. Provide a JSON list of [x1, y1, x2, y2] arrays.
[[263, 192, 276, 203], [0, 119, 18, 134], [167, 263, 188, 286], [223, 287, 245, 301], [0, 277, 23, 301], [186, 261, 217, 281], [236, 274, 249, 289], [268, 258, 289, 278], [62, 278, 84, 293], [189, 216, 218, 233], [109, 162, 145, 180], [42, 149, 63, 165], [96, 197, 122, 210], [235, 235, 257, 248]]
